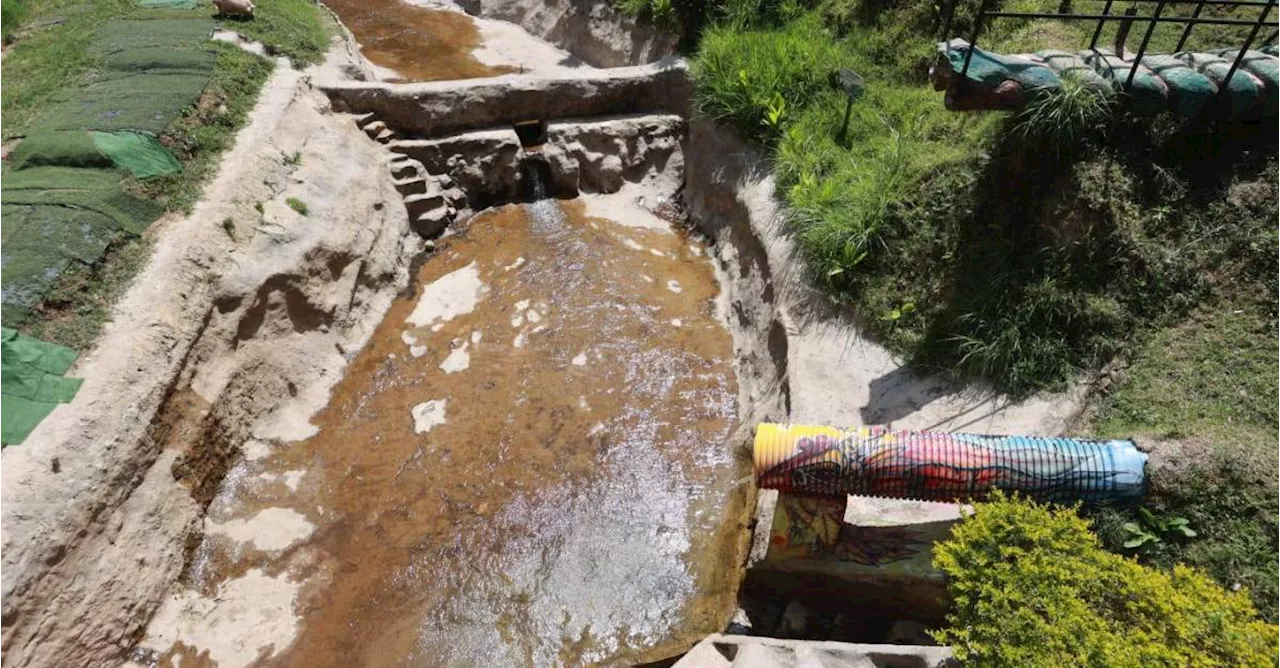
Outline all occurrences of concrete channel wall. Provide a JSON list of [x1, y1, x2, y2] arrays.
[[320, 59, 693, 138]]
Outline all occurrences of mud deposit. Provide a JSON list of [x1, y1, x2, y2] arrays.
[[323, 0, 510, 81], [145, 198, 746, 666]]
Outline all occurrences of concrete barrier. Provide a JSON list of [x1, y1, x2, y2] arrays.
[[674, 634, 955, 668], [320, 58, 692, 137]]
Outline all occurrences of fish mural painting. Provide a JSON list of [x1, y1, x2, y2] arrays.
[[754, 424, 1147, 504]]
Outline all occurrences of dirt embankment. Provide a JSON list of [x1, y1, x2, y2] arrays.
[[0, 52, 420, 667]]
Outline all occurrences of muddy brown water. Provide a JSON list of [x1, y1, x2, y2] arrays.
[[323, 0, 513, 81], [171, 199, 749, 666]]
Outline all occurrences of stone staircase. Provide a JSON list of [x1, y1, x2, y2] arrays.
[[352, 112, 469, 238]]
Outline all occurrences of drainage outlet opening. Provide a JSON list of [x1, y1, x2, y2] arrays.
[[514, 119, 548, 148]]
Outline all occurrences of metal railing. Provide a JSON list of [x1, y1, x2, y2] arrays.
[[938, 0, 1279, 94]]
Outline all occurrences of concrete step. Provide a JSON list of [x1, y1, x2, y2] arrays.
[[362, 120, 387, 139], [393, 177, 428, 196], [352, 112, 377, 128], [403, 192, 446, 219], [374, 128, 395, 143], [389, 157, 424, 180]]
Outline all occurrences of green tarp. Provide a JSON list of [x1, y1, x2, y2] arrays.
[[10, 130, 183, 178], [1, 328, 83, 446], [1, 167, 163, 325], [93, 131, 183, 179]]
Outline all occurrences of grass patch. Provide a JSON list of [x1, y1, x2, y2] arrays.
[[286, 197, 308, 215], [1087, 287, 1278, 620], [218, 0, 333, 66]]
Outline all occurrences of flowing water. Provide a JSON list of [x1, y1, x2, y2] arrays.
[[322, 0, 513, 81], [156, 193, 748, 666]]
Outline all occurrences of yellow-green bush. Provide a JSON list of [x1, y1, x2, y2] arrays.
[[933, 493, 1277, 667]]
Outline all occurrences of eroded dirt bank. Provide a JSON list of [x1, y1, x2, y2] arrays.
[[0, 54, 420, 668]]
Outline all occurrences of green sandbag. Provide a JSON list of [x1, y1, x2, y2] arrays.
[[1212, 49, 1279, 117], [1142, 54, 1217, 118], [93, 131, 182, 179], [1038, 50, 1110, 91], [0, 327, 83, 446], [1180, 52, 1266, 120], [946, 44, 1061, 91], [1086, 50, 1167, 117]]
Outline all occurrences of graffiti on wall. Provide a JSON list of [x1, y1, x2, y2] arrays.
[[754, 424, 1147, 504], [768, 494, 929, 567]]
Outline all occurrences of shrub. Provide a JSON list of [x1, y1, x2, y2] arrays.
[[933, 492, 1278, 668], [286, 197, 308, 216]]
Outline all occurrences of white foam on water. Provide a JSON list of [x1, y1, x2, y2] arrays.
[[406, 262, 486, 327], [440, 343, 471, 374], [411, 399, 448, 434]]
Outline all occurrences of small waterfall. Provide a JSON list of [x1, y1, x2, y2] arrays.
[[520, 154, 565, 234]]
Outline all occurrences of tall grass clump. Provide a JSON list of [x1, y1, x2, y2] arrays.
[[1010, 74, 1114, 156], [2, 0, 28, 42], [692, 17, 851, 142]]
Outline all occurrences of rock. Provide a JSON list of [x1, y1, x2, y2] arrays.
[[886, 620, 934, 646], [386, 115, 683, 206], [596, 153, 624, 193], [779, 600, 817, 639], [455, 0, 677, 67], [726, 607, 753, 635], [212, 0, 254, 17], [413, 207, 452, 239], [733, 643, 796, 668]]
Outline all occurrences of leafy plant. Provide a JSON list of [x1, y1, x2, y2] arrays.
[[1121, 506, 1195, 551], [933, 492, 1277, 667], [286, 197, 309, 216]]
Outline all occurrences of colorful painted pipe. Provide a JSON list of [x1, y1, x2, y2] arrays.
[[754, 424, 1147, 504]]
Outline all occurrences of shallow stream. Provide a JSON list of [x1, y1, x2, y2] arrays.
[[147, 194, 747, 666]]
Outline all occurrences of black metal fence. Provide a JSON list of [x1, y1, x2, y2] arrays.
[[939, 0, 1279, 91]]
